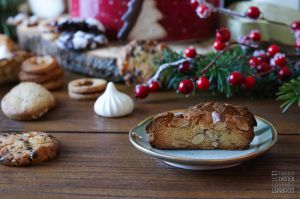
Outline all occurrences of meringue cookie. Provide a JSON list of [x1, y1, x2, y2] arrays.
[[94, 82, 134, 117]]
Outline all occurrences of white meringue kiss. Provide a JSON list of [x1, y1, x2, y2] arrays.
[[94, 82, 134, 117]]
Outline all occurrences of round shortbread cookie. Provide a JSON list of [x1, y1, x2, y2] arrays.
[[19, 67, 64, 83], [21, 56, 58, 74], [0, 132, 59, 166], [1, 82, 56, 121], [68, 78, 107, 94], [68, 90, 101, 101]]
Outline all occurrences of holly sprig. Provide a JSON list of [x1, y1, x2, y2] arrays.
[[152, 45, 298, 98], [133, 2, 300, 101]]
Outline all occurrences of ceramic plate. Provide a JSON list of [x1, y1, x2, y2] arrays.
[[129, 110, 277, 170]]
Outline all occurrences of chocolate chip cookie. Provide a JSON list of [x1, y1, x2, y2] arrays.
[[0, 132, 59, 166]]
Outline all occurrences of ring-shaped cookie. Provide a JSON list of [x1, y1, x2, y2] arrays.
[[21, 56, 58, 74], [68, 78, 107, 94], [68, 90, 101, 101], [19, 68, 64, 83]]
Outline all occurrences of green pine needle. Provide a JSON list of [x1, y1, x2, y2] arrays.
[[277, 77, 300, 113]]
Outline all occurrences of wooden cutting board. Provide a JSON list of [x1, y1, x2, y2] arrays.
[[17, 21, 214, 82]]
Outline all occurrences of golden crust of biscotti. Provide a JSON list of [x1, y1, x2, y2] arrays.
[[119, 40, 168, 85], [0, 132, 59, 166], [1, 82, 56, 120], [146, 102, 256, 150]]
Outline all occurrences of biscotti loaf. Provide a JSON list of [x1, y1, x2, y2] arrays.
[[146, 102, 257, 150]]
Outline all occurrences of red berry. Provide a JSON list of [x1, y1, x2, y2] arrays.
[[216, 28, 231, 42], [184, 46, 197, 58], [267, 44, 280, 57], [196, 76, 210, 90], [214, 40, 226, 51], [190, 0, 199, 10], [273, 53, 286, 66], [256, 63, 271, 73], [243, 76, 256, 89], [291, 21, 300, 31], [246, 6, 261, 19], [248, 57, 261, 68], [277, 66, 292, 80], [178, 61, 190, 73], [177, 79, 194, 94], [148, 81, 160, 92], [196, 3, 211, 19], [257, 54, 270, 63], [249, 30, 261, 41], [134, 85, 149, 99], [228, 72, 244, 86]]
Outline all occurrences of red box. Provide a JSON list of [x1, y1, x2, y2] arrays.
[[70, 0, 220, 41]]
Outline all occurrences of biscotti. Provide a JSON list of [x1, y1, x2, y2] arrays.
[[146, 102, 257, 150]]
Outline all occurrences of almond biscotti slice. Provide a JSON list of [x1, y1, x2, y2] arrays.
[[146, 102, 257, 150]]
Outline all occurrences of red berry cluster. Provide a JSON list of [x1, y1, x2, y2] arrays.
[[227, 71, 256, 89], [248, 43, 292, 81], [214, 28, 231, 51], [239, 30, 261, 48], [177, 47, 210, 95], [134, 81, 160, 99]]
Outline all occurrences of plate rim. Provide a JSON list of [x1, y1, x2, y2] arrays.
[[129, 110, 278, 165]]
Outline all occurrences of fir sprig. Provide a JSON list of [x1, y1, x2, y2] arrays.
[[151, 46, 299, 98], [277, 77, 300, 113]]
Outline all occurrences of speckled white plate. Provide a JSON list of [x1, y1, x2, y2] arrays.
[[129, 110, 277, 170]]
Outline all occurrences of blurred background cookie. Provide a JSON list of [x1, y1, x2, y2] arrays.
[[0, 34, 31, 85], [0, 131, 59, 166], [19, 55, 64, 90], [1, 82, 56, 120], [19, 67, 64, 83], [21, 56, 58, 74]]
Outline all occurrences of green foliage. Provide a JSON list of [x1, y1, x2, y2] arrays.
[[153, 46, 300, 98], [277, 77, 300, 113]]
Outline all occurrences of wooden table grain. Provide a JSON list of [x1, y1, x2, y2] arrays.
[[0, 72, 299, 199]]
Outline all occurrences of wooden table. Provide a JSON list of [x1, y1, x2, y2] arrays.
[[0, 72, 299, 199]]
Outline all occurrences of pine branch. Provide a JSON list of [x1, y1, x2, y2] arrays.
[[151, 45, 300, 98], [277, 77, 300, 113]]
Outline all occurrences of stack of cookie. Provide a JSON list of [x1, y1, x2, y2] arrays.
[[68, 78, 107, 100], [19, 56, 64, 90]]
